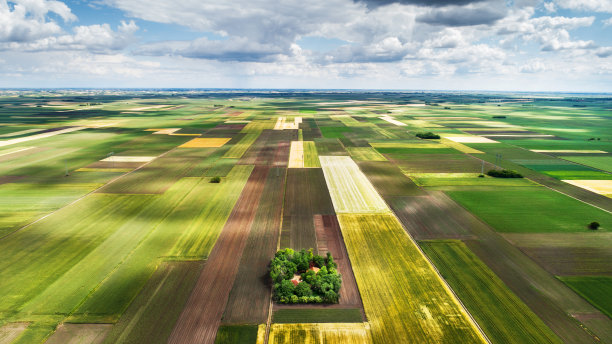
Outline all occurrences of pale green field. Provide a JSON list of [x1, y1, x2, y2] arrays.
[[319, 156, 389, 213]]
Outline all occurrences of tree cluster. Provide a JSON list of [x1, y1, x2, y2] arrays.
[[415, 132, 440, 139], [270, 248, 342, 304], [487, 169, 523, 178]]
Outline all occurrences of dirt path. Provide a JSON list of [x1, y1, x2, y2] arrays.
[[168, 166, 269, 344]]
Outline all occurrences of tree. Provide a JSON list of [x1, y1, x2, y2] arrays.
[[276, 280, 296, 300], [589, 221, 600, 230], [295, 282, 313, 297], [326, 252, 337, 270]]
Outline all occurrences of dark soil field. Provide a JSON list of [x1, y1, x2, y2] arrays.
[[222, 167, 286, 324], [280, 168, 335, 250]]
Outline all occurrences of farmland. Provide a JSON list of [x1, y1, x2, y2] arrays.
[[0, 90, 612, 344]]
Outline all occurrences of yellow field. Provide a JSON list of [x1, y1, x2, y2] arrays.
[[337, 214, 487, 344], [319, 156, 388, 213], [179, 137, 231, 148], [267, 323, 371, 344], [288, 141, 305, 168], [562, 180, 612, 197]]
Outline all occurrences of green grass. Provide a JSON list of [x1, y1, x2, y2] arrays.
[[272, 308, 363, 323], [303, 141, 321, 167], [446, 186, 612, 233], [0, 182, 99, 238], [214, 325, 259, 344], [541, 170, 612, 180], [320, 126, 352, 139], [421, 240, 562, 344], [101, 261, 204, 344], [561, 156, 612, 173], [0, 194, 152, 316], [169, 165, 253, 258], [223, 132, 261, 158], [346, 147, 386, 161], [67, 178, 204, 321], [413, 176, 536, 187], [559, 276, 612, 320]]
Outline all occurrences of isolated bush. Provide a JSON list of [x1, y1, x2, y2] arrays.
[[416, 132, 440, 139], [210, 176, 221, 183], [589, 221, 600, 230], [487, 169, 523, 178]]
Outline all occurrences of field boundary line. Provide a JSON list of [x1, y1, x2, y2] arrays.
[[352, 159, 492, 344], [0, 146, 178, 241], [264, 166, 289, 344]]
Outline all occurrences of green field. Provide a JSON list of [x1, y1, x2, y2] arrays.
[[1, 91, 612, 343], [421, 240, 562, 344], [560, 276, 612, 319], [446, 186, 612, 233]]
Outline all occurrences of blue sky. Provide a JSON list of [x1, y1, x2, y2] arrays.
[[0, 0, 611, 91]]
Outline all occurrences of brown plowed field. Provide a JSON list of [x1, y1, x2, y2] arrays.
[[314, 214, 363, 307], [222, 167, 286, 324], [280, 169, 335, 250], [273, 141, 290, 167], [503, 233, 612, 276], [168, 166, 268, 344], [239, 129, 271, 165], [358, 161, 425, 196], [389, 192, 477, 240]]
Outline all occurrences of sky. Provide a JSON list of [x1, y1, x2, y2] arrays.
[[0, 0, 611, 91]]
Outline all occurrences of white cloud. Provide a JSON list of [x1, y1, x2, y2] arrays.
[[556, 0, 612, 13], [544, 2, 556, 12], [0, 0, 75, 42], [0, 20, 139, 52], [604, 16, 612, 25]]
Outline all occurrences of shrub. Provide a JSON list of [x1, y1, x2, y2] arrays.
[[416, 132, 440, 139], [589, 221, 600, 230], [210, 176, 221, 183], [487, 169, 523, 178]]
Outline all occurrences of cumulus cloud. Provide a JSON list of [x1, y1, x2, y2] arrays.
[[355, 0, 486, 9], [556, 0, 612, 13], [0, 0, 75, 42], [0, 20, 139, 52], [136, 36, 284, 62], [417, 5, 506, 26], [604, 16, 612, 25]]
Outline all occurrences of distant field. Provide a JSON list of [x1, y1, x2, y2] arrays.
[[446, 186, 612, 233]]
